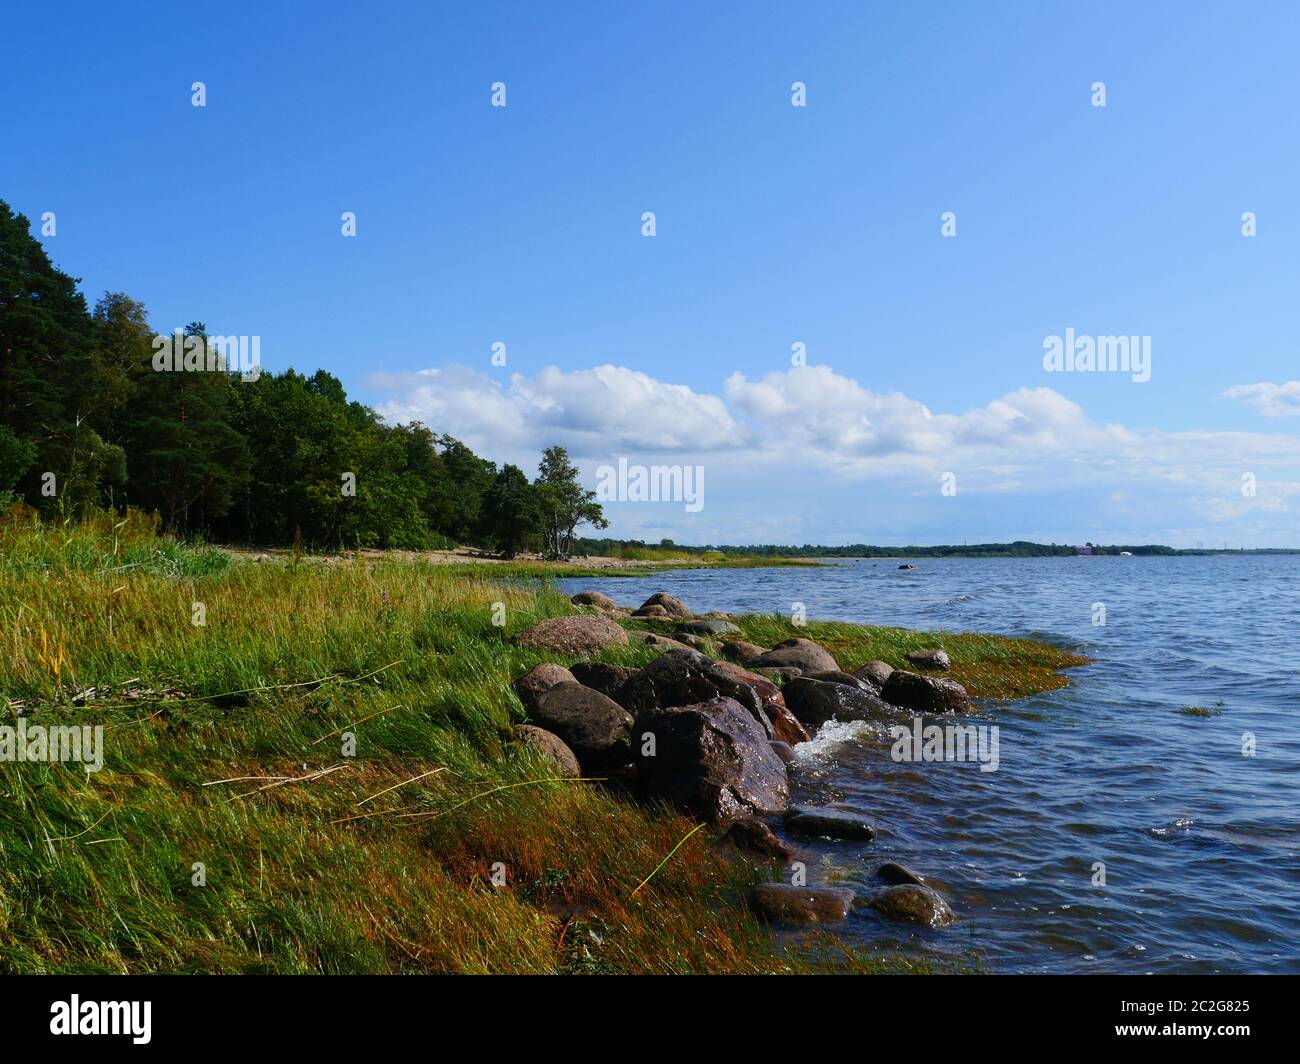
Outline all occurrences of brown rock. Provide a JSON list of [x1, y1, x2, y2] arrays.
[[867, 884, 955, 927], [905, 648, 951, 671], [750, 637, 839, 674], [512, 663, 577, 713], [881, 670, 971, 713], [750, 883, 853, 924], [516, 615, 629, 655], [853, 660, 894, 689], [723, 817, 793, 862], [570, 590, 617, 610], [512, 724, 581, 777], [711, 660, 810, 746], [637, 592, 692, 618], [721, 640, 765, 664], [533, 683, 634, 770]]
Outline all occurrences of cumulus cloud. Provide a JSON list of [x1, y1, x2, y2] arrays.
[[367, 361, 1300, 544], [1224, 381, 1300, 418]]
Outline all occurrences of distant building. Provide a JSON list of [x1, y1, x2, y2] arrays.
[[1074, 544, 1093, 556]]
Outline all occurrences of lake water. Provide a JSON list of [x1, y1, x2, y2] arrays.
[[560, 556, 1300, 973]]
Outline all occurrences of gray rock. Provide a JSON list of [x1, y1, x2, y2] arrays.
[[782, 677, 899, 729], [512, 724, 581, 777], [853, 660, 894, 689], [512, 663, 577, 713], [632, 696, 789, 824], [804, 670, 874, 691], [679, 618, 741, 637], [569, 661, 638, 700], [533, 682, 634, 770], [905, 648, 951, 671], [637, 592, 692, 618], [516, 615, 629, 655], [785, 805, 877, 841], [867, 884, 955, 928], [750, 883, 854, 925], [881, 670, 971, 713], [749, 637, 840, 674]]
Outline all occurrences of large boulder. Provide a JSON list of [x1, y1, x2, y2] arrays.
[[569, 661, 638, 700], [749, 637, 839, 674], [512, 724, 581, 777], [853, 660, 894, 689], [784, 805, 877, 841], [516, 615, 629, 655], [631, 696, 789, 824], [905, 648, 951, 671], [783, 677, 899, 729], [532, 683, 633, 770], [570, 590, 616, 610], [512, 663, 577, 713], [637, 592, 692, 619], [881, 670, 971, 713], [711, 660, 810, 746], [750, 883, 854, 925], [867, 884, 955, 928]]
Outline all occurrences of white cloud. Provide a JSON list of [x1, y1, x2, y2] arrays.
[[1224, 381, 1300, 418]]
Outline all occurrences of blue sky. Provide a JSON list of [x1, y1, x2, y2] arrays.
[[5, 1, 1299, 546]]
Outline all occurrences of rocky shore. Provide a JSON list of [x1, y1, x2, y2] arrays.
[[511, 590, 969, 931]]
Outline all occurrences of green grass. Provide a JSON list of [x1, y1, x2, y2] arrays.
[[0, 509, 1078, 973]]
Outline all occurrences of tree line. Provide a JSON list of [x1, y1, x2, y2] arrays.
[[0, 200, 605, 555]]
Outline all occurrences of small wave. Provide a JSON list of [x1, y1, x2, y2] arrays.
[[1149, 817, 1195, 838], [792, 719, 880, 762]]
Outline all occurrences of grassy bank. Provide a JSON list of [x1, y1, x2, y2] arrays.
[[0, 512, 1080, 973]]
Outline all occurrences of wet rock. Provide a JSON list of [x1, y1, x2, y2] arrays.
[[637, 592, 692, 619], [570, 590, 617, 610], [867, 884, 955, 928], [569, 662, 638, 700], [782, 677, 898, 729], [723, 817, 793, 862], [750, 883, 854, 925], [905, 648, 951, 671], [512, 663, 577, 713], [881, 670, 971, 713], [632, 696, 789, 824], [516, 615, 629, 655], [768, 740, 795, 764], [784, 805, 877, 841], [749, 637, 840, 674], [710, 660, 810, 746], [803, 670, 874, 691], [897, 564, 917, 570], [721, 640, 765, 664], [512, 724, 582, 777], [679, 618, 741, 637], [853, 660, 894, 689], [533, 683, 634, 770], [876, 861, 926, 886], [618, 650, 781, 739]]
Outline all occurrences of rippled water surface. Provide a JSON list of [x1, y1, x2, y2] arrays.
[[561, 556, 1300, 973]]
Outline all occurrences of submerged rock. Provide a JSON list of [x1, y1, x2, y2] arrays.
[[750, 883, 854, 925], [533, 682, 633, 770], [785, 805, 877, 841], [632, 695, 789, 824], [876, 861, 926, 886], [749, 637, 839, 674], [512, 724, 582, 777], [512, 663, 577, 712], [881, 670, 971, 713], [516, 615, 629, 655], [867, 884, 955, 928]]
